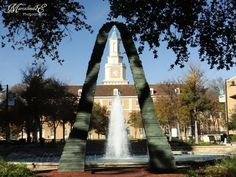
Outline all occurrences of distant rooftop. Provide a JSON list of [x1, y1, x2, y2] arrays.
[[67, 84, 182, 97]]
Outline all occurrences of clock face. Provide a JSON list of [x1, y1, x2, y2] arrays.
[[111, 68, 120, 78]]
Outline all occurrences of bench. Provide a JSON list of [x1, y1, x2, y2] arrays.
[[208, 135, 220, 144]]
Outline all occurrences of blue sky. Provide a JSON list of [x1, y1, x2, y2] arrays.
[[0, 1, 235, 87]]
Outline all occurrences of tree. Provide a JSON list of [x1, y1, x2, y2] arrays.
[[57, 92, 77, 142], [1, 1, 235, 69], [128, 111, 143, 139], [44, 78, 66, 141], [21, 64, 49, 142], [0, 0, 92, 64], [7, 84, 27, 139], [0, 90, 8, 139], [208, 77, 225, 95], [45, 78, 77, 142], [20, 65, 78, 142], [179, 65, 211, 143], [5, 73, 77, 142], [108, 0, 236, 69], [155, 82, 182, 141], [89, 103, 109, 138]]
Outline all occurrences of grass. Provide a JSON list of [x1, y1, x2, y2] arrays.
[[187, 156, 236, 177], [0, 161, 36, 177]]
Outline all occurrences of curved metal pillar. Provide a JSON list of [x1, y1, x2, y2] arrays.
[[59, 22, 175, 172]]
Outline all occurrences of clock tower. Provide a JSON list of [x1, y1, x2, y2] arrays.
[[103, 26, 129, 85]]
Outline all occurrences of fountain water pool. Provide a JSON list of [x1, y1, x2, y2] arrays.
[[105, 93, 130, 158]]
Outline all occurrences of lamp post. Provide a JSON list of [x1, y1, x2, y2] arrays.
[[0, 84, 10, 143], [224, 80, 229, 136]]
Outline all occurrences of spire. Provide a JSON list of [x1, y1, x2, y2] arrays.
[[110, 26, 120, 40], [103, 26, 128, 85]]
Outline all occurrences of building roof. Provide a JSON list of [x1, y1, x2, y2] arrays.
[[67, 84, 180, 97], [228, 76, 236, 81], [230, 93, 236, 100]]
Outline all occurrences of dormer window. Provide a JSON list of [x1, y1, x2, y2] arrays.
[[78, 89, 82, 97], [230, 81, 236, 86], [113, 88, 120, 96], [174, 88, 181, 94], [150, 88, 154, 95]]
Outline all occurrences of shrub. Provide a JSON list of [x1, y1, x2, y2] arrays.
[[229, 134, 236, 142], [186, 157, 236, 177], [186, 169, 199, 177], [197, 157, 236, 177], [0, 162, 35, 177]]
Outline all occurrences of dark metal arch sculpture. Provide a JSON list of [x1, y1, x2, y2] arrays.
[[59, 22, 175, 172]]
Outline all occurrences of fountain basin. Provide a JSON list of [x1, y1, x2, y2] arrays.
[[85, 153, 230, 169], [86, 155, 148, 168], [6, 152, 231, 171]]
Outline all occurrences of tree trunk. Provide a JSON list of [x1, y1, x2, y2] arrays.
[[217, 118, 220, 133], [39, 117, 43, 140], [190, 111, 195, 141], [193, 108, 199, 144], [62, 121, 65, 142], [21, 126, 24, 139], [184, 126, 187, 141], [33, 115, 40, 142], [177, 121, 181, 140], [27, 131, 31, 143], [195, 120, 199, 144], [54, 121, 57, 141], [32, 131, 37, 142], [5, 85, 10, 143], [207, 118, 211, 134], [168, 126, 172, 141], [5, 123, 10, 143]]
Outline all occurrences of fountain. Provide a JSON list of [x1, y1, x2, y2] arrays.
[[105, 90, 130, 159], [59, 22, 176, 171]]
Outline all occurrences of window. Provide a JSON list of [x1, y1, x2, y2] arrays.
[[230, 81, 236, 86], [65, 128, 68, 137], [150, 88, 154, 95], [139, 128, 146, 138], [50, 127, 54, 138], [127, 127, 130, 135], [78, 89, 82, 97], [113, 88, 119, 96], [174, 88, 181, 94]]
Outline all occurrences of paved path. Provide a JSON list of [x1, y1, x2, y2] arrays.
[[37, 168, 186, 177]]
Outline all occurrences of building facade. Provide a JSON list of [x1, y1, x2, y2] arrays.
[[226, 76, 236, 134]]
